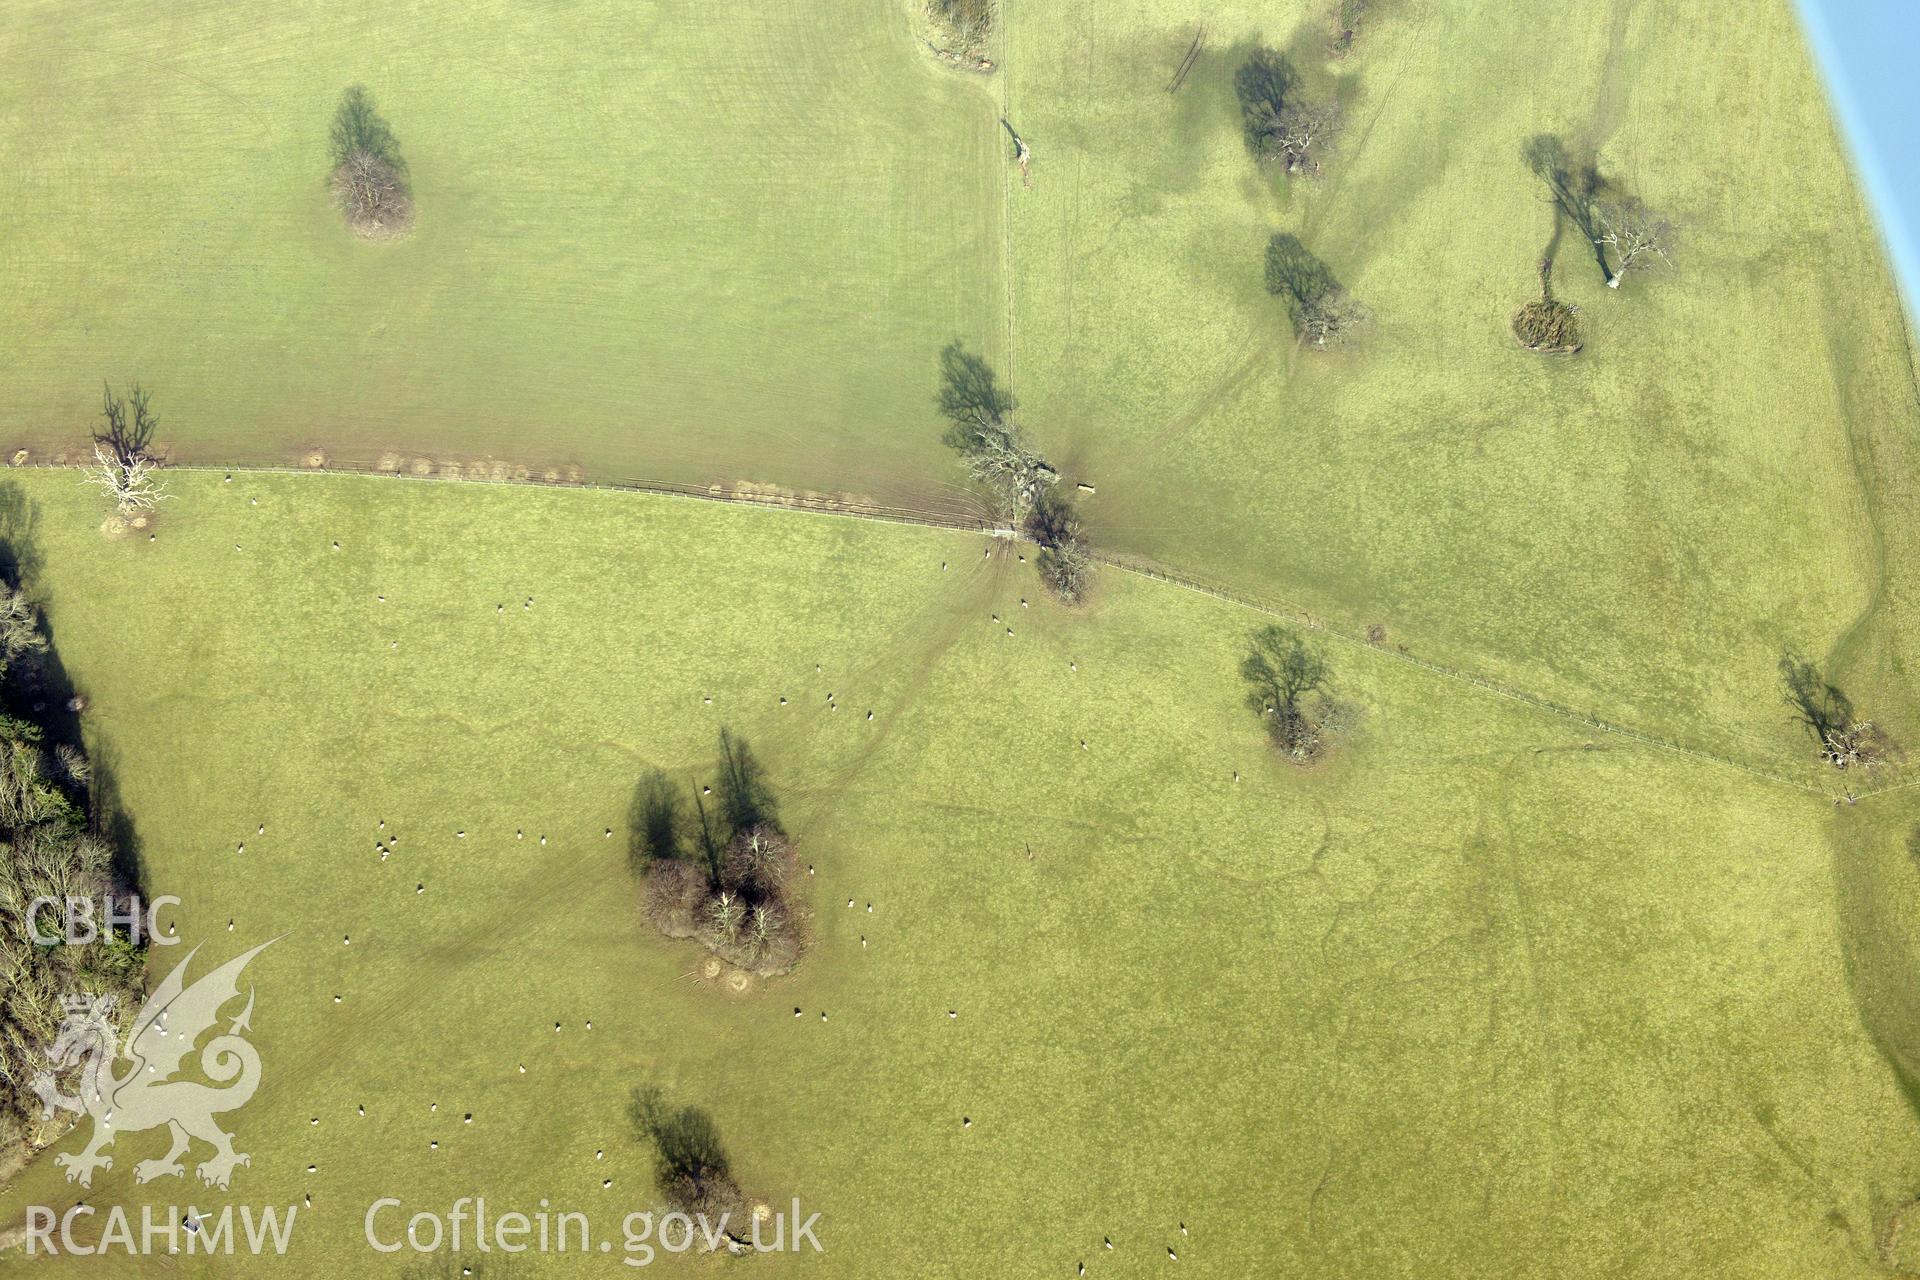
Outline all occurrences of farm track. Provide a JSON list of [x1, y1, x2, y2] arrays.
[[46, 457, 1892, 808]]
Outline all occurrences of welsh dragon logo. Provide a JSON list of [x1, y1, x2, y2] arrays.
[[28, 939, 278, 1189]]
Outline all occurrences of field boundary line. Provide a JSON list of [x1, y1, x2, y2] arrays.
[[25, 458, 1897, 805], [19, 459, 1002, 537]]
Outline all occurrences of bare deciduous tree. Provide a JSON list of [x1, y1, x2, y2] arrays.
[[629, 733, 809, 976], [1267, 99, 1342, 175], [1028, 487, 1093, 603], [1592, 196, 1674, 288], [329, 86, 412, 237], [1779, 650, 1894, 769], [1822, 720, 1891, 771], [1236, 49, 1340, 174], [83, 383, 169, 516], [936, 342, 1059, 516], [332, 150, 412, 235], [928, 0, 995, 54], [627, 1086, 749, 1233], [1265, 234, 1367, 349], [82, 447, 169, 517]]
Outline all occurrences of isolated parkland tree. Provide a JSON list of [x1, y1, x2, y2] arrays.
[[627, 1085, 748, 1231], [1779, 651, 1892, 771], [934, 343, 1094, 599], [1512, 260, 1582, 353], [1235, 48, 1341, 175], [1265, 234, 1366, 348], [929, 0, 996, 53], [1242, 624, 1335, 762], [1027, 487, 1094, 604], [329, 86, 412, 237], [936, 342, 1058, 515], [82, 383, 169, 516], [1592, 196, 1675, 288]]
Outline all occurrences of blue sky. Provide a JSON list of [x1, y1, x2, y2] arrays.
[[1795, 0, 1920, 318]]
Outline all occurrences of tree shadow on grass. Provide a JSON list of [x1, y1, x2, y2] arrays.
[[1779, 648, 1854, 745], [627, 768, 683, 873], [1523, 133, 1611, 286]]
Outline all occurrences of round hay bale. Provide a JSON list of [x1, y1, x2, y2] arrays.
[[303, 448, 329, 469], [410, 457, 433, 476], [9, 449, 27, 467]]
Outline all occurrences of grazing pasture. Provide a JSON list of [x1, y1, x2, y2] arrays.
[[0, 0, 1003, 508], [0, 471, 1916, 1275], [5, 0, 1920, 1274], [1000, 0, 1920, 771], [5, 0, 1917, 780]]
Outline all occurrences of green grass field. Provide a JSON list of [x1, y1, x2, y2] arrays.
[[7, 0, 1913, 779], [1000, 0, 1920, 772], [0, 0, 1003, 507], [6, 0, 1920, 1273], [0, 471, 1916, 1276]]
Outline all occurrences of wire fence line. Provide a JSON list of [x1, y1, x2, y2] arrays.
[[28, 457, 1909, 806], [22, 457, 1003, 536]]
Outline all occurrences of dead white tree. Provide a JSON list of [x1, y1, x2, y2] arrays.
[[1592, 197, 1675, 288], [960, 420, 1058, 515], [82, 445, 170, 516], [1298, 290, 1369, 348], [332, 149, 412, 235], [1822, 720, 1889, 770], [1268, 100, 1342, 174]]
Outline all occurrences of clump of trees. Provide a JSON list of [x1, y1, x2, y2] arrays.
[[1235, 48, 1341, 175], [1780, 651, 1895, 771], [0, 571, 145, 1155], [329, 86, 412, 238], [1265, 234, 1366, 348], [628, 1085, 748, 1240], [936, 343, 1094, 602], [1242, 624, 1349, 763], [81, 384, 168, 517], [630, 732, 807, 976], [1512, 260, 1582, 353]]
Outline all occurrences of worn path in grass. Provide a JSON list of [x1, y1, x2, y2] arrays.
[[8, 0, 1920, 787], [1001, 0, 1920, 784], [0, 471, 1917, 1277]]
